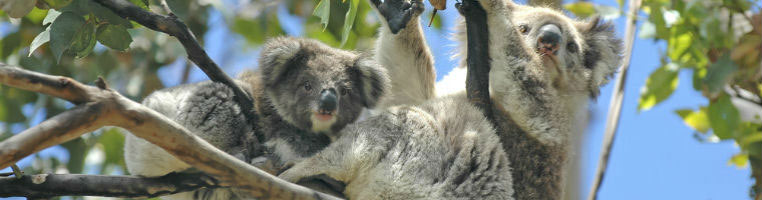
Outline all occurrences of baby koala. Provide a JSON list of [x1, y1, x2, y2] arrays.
[[124, 37, 389, 199], [279, 95, 515, 200]]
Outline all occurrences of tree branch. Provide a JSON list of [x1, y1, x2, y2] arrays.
[[0, 65, 339, 200], [458, 0, 494, 122], [587, 0, 641, 199], [91, 0, 259, 140], [0, 172, 219, 198]]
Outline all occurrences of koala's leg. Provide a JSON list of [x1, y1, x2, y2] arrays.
[[370, 0, 436, 107], [474, 0, 568, 146]]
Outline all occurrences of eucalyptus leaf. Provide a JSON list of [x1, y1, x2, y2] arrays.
[[340, 0, 358, 46], [49, 11, 85, 63], [675, 107, 710, 133], [70, 20, 97, 58], [564, 2, 595, 18], [29, 27, 51, 57], [43, 9, 62, 25], [708, 95, 740, 140], [96, 24, 132, 51], [638, 63, 679, 111], [313, 0, 331, 30], [702, 54, 738, 96]]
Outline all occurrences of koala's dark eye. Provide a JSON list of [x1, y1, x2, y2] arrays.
[[340, 88, 350, 96], [304, 81, 312, 91], [567, 42, 578, 53], [518, 24, 530, 35]]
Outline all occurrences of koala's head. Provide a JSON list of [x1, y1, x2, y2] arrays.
[[259, 37, 389, 138], [511, 6, 623, 98]]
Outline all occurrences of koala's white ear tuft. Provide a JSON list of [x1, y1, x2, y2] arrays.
[[260, 37, 303, 86], [580, 16, 624, 97], [352, 56, 390, 108]]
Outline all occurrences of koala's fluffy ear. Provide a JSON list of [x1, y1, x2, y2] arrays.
[[350, 55, 390, 108], [579, 17, 624, 97], [259, 37, 303, 86]]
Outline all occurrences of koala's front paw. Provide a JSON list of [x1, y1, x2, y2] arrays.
[[370, 0, 424, 34], [277, 168, 304, 183]]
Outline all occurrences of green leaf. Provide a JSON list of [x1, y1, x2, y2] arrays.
[[29, 27, 51, 57], [708, 94, 740, 140], [0, 0, 35, 18], [564, 2, 596, 18], [313, 0, 331, 30], [42, 0, 74, 9], [667, 33, 692, 62], [675, 107, 710, 133], [340, 0, 358, 46], [728, 153, 748, 168], [70, 20, 97, 58], [702, 54, 738, 96], [96, 24, 132, 51], [638, 63, 679, 111], [25, 7, 49, 24], [43, 9, 62, 25], [49, 11, 86, 63], [738, 123, 762, 147]]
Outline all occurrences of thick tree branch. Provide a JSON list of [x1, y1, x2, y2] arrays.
[[0, 65, 339, 200], [587, 0, 641, 199], [92, 0, 258, 137], [458, 0, 494, 122], [0, 172, 218, 198]]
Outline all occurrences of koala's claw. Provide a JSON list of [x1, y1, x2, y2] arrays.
[[372, 0, 424, 34]]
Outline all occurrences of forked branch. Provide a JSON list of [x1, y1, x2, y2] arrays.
[[0, 65, 339, 200]]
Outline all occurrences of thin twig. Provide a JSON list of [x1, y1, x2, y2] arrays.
[[0, 65, 339, 200], [0, 172, 218, 198], [92, 0, 258, 138], [587, 0, 641, 199], [10, 164, 21, 179]]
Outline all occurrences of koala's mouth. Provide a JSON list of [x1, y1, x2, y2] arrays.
[[538, 49, 559, 67], [311, 110, 337, 133], [314, 111, 335, 121]]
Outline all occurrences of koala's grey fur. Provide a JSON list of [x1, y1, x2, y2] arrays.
[[280, 95, 514, 200], [338, 0, 623, 199], [124, 37, 389, 199]]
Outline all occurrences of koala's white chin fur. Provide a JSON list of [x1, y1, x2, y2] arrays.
[[310, 114, 336, 135]]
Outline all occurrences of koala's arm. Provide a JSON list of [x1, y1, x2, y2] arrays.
[[478, 0, 569, 145], [370, 0, 436, 107]]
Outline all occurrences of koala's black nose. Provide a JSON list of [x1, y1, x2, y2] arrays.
[[319, 89, 338, 114], [538, 24, 562, 54]]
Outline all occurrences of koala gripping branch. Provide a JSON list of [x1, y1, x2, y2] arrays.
[[0, 65, 340, 200]]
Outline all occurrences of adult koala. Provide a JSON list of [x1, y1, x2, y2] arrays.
[[124, 37, 389, 199], [281, 0, 623, 199], [436, 1, 624, 199]]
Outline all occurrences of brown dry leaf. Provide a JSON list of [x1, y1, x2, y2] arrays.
[[429, 0, 446, 10]]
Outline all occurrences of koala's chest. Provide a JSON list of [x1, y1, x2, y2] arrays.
[[260, 120, 332, 168]]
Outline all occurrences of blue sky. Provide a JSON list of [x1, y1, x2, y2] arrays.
[[4, 0, 755, 199]]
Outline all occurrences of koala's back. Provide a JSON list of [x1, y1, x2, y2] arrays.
[[332, 95, 514, 199], [124, 81, 255, 199]]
